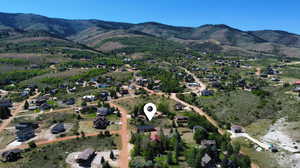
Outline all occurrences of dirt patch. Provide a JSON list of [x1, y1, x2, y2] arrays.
[[130, 52, 146, 59], [98, 41, 126, 52]]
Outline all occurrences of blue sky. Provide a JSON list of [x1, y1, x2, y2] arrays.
[[1, 0, 299, 34]]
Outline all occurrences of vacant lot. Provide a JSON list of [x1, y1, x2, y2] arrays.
[[178, 86, 300, 126], [0, 135, 119, 168]]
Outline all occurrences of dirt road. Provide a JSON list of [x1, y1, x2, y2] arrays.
[[0, 92, 41, 134], [109, 102, 130, 168], [180, 67, 207, 92], [286, 61, 300, 65], [170, 93, 224, 135]]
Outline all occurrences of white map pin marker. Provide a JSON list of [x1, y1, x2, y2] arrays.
[[143, 103, 157, 121]]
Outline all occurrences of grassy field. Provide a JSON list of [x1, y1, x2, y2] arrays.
[[106, 71, 133, 83], [179, 85, 300, 126], [245, 119, 273, 138], [232, 138, 281, 168], [115, 95, 178, 112], [0, 130, 15, 149], [0, 135, 119, 168], [279, 65, 300, 82]]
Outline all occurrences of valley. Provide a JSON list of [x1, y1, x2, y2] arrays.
[[0, 11, 299, 168]]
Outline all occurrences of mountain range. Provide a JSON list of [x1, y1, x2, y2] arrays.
[[0, 12, 300, 58]]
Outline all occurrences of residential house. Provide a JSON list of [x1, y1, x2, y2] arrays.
[[293, 87, 300, 92], [211, 81, 222, 89], [20, 89, 30, 97], [76, 148, 96, 167], [35, 95, 49, 106], [51, 123, 65, 134], [201, 153, 214, 167], [185, 75, 195, 83], [175, 116, 189, 124], [175, 103, 185, 111], [231, 125, 243, 133], [0, 99, 12, 108], [187, 82, 200, 87], [50, 89, 58, 95], [30, 64, 39, 69], [82, 95, 96, 102], [28, 106, 38, 111], [63, 98, 75, 105], [260, 74, 268, 78], [137, 79, 149, 87], [201, 140, 217, 148], [294, 80, 300, 86], [40, 103, 51, 111], [98, 83, 110, 88], [271, 78, 280, 82], [120, 86, 129, 95], [97, 107, 111, 116], [93, 116, 110, 129], [99, 91, 110, 101], [68, 87, 76, 93], [137, 125, 156, 133], [201, 90, 214, 96], [150, 131, 160, 142], [192, 125, 206, 133], [15, 123, 38, 142]]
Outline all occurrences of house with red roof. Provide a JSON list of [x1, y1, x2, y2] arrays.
[[294, 80, 300, 85]]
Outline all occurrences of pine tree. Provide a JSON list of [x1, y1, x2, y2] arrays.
[[24, 100, 29, 110], [193, 152, 202, 168], [81, 101, 87, 107], [101, 156, 105, 164], [167, 152, 173, 165], [174, 141, 180, 163], [103, 161, 111, 168], [0, 107, 11, 119], [81, 131, 85, 138], [110, 151, 115, 160]]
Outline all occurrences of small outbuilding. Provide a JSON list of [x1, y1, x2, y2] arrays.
[[231, 125, 243, 133], [51, 123, 65, 134]]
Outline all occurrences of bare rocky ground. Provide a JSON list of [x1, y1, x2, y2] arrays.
[[261, 118, 300, 168], [66, 150, 119, 168]]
